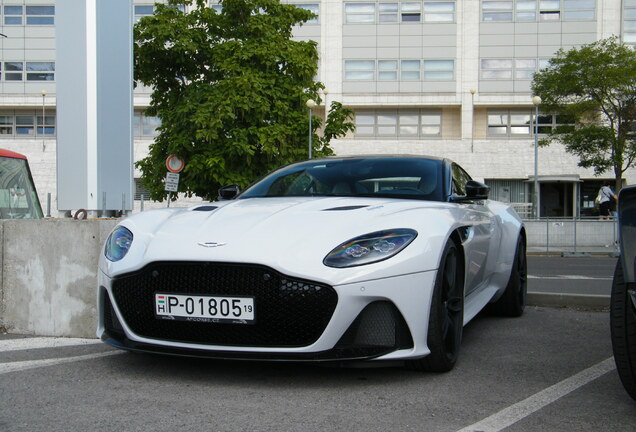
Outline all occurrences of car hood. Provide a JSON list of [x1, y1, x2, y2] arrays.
[[106, 197, 457, 284]]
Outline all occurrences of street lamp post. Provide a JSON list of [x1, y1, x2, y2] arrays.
[[533, 95, 542, 219], [470, 88, 476, 152], [306, 99, 316, 159], [41, 90, 47, 151]]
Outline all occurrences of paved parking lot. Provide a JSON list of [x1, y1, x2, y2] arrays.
[[1, 304, 634, 432]]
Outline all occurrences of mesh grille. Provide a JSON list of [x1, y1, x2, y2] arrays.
[[110, 262, 337, 347]]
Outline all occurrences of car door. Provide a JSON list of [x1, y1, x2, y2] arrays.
[[451, 163, 498, 296]]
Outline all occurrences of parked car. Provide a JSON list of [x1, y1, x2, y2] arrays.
[[611, 186, 636, 400], [0, 149, 43, 219], [97, 155, 526, 371]]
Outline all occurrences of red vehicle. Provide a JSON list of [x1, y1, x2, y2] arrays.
[[0, 149, 43, 219]]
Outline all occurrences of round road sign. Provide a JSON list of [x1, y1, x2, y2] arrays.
[[166, 154, 185, 173]]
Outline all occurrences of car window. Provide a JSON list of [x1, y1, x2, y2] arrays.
[[240, 158, 444, 201], [452, 163, 472, 196]]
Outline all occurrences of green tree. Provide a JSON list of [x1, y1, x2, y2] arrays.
[[134, 0, 354, 201], [531, 37, 636, 192]]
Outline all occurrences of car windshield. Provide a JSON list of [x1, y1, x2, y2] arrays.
[[239, 157, 444, 201], [0, 156, 43, 219]]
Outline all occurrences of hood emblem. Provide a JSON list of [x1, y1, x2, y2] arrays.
[[198, 241, 227, 248]]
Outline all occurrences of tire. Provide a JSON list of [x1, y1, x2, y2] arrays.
[[610, 261, 636, 401], [407, 239, 464, 372], [488, 235, 527, 317]]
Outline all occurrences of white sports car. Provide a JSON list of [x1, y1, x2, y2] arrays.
[[98, 155, 526, 371]]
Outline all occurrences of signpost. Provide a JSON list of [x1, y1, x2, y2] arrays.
[[165, 154, 184, 207]]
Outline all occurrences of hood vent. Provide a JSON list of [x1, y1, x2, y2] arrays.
[[192, 206, 218, 212], [322, 205, 369, 211]]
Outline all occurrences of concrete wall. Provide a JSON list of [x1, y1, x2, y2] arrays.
[[0, 219, 117, 338], [0, 218, 619, 339]]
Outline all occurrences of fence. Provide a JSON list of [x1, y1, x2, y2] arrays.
[[523, 218, 619, 255]]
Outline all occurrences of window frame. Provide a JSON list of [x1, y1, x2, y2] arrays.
[[354, 109, 443, 139]]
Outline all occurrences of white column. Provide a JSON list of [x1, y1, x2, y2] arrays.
[[56, 0, 133, 213]]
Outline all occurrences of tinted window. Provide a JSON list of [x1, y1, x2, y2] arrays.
[[452, 163, 473, 196], [240, 158, 444, 201]]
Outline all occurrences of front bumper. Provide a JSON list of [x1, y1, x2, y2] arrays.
[[97, 263, 436, 362]]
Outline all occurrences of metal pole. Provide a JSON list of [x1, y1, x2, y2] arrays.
[[46, 192, 51, 218], [546, 217, 550, 254], [573, 216, 577, 254], [140, 194, 144, 212], [41, 90, 46, 151], [534, 104, 539, 219], [308, 107, 313, 159], [533, 96, 541, 219]]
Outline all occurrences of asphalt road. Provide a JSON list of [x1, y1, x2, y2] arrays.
[[528, 255, 617, 297], [1, 255, 634, 432]]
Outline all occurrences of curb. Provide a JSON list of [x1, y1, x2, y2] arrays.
[[528, 292, 609, 310]]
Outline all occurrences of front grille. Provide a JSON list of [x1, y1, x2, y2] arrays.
[[110, 262, 337, 347]]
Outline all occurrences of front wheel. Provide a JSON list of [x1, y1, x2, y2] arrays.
[[407, 239, 464, 372], [610, 261, 636, 401]]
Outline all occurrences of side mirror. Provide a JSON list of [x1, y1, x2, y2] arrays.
[[218, 184, 240, 200], [465, 180, 490, 200]]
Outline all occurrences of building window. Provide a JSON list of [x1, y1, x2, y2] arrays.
[[624, 0, 636, 44], [379, 3, 398, 22], [4, 62, 23, 81], [481, 58, 549, 80], [481, 59, 513, 79], [401, 60, 420, 80], [345, 1, 455, 24], [26, 6, 55, 25], [487, 110, 531, 136], [133, 111, 161, 138], [134, 5, 155, 22], [482, 1, 513, 22], [4, 5, 22, 25], [487, 109, 574, 137], [515, 59, 536, 79], [26, 62, 55, 81], [293, 3, 319, 24], [345, 60, 375, 80], [2, 62, 54, 81], [2, 5, 55, 25], [482, 0, 593, 22], [424, 1, 455, 22], [37, 115, 55, 136], [539, 0, 560, 21], [516, 1, 536, 21], [354, 109, 442, 138], [345, 59, 454, 81], [344, 2, 375, 23], [0, 115, 13, 135], [536, 113, 575, 134], [0, 111, 56, 138], [423, 60, 454, 80], [401, 2, 421, 22], [378, 60, 398, 80], [134, 178, 152, 200], [563, 0, 594, 21]]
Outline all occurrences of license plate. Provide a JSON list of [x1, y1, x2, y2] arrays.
[[155, 293, 255, 324]]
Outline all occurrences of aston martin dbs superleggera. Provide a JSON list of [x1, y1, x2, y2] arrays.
[[98, 155, 526, 371]]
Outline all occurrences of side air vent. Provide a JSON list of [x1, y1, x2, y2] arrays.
[[322, 205, 369, 211], [192, 206, 218, 212]]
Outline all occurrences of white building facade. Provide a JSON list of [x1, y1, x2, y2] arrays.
[[0, 0, 634, 217]]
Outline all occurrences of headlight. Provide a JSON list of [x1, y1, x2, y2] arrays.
[[104, 226, 133, 262], [324, 229, 417, 268]]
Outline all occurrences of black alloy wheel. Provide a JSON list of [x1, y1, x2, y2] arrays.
[[407, 239, 464, 372], [610, 261, 636, 401]]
